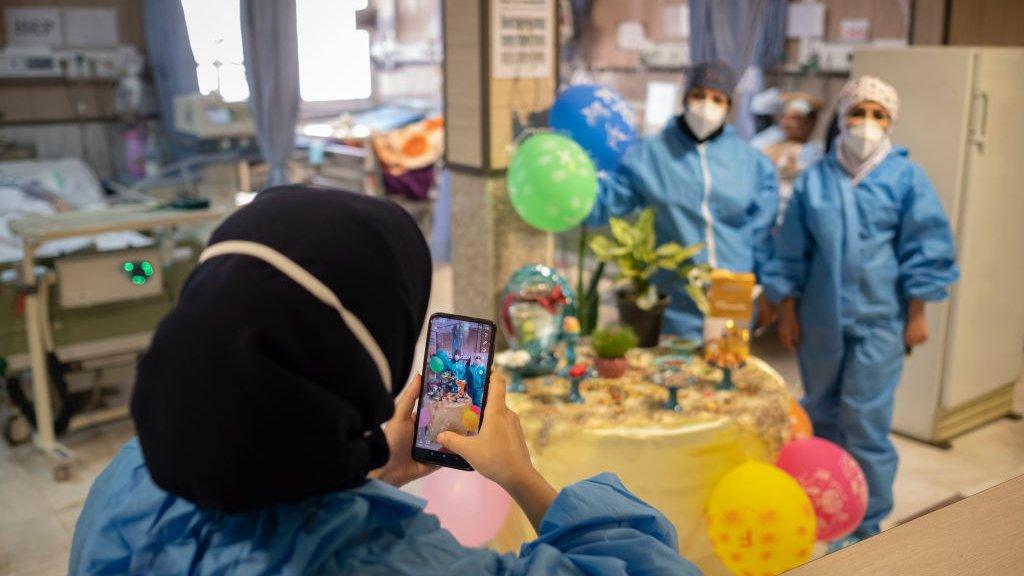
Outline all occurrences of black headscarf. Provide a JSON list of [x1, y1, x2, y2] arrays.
[[132, 186, 432, 512]]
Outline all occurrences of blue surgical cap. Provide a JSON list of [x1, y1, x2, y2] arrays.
[[684, 61, 737, 99]]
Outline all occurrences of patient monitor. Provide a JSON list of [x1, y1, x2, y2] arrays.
[[174, 93, 255, 140]]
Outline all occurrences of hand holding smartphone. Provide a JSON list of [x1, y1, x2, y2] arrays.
[[407, 315, 558, 532], [412, 313, 496, 470]]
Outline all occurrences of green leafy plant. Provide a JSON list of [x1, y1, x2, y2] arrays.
[[588, 208, 708, 310], [591, 325, 639, 359], [575, 227, 605, 335]]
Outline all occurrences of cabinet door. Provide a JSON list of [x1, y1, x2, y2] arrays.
[[942, 49, 1024, 408], [852, 48, 973, 438]]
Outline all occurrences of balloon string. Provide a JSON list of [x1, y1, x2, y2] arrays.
[[506, 126, 554, 158]]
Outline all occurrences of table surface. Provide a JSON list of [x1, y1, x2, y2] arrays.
[[786, 474, 1024, 575], [9, 205, 228, 244], [493, 352, 790, 574]]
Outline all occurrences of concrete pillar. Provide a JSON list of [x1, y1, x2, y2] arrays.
[[450, 171, 553, 319], [443, 0, 557, 321]]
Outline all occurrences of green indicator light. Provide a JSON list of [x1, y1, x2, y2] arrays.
[[122, 260, 155, 286]]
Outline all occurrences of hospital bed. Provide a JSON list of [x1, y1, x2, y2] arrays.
[[0, 158, 227, 480]]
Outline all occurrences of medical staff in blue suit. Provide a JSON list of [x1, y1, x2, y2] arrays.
[[764, 77, 959, 550], [70, 187, 699, 576], [587, 61, 779, 340], [467, 355, 487, 407]]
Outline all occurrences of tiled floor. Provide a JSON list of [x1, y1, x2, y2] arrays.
[[1, 264, 1022, 574]]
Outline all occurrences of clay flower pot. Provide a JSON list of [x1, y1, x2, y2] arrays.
[[594, 356, 628, 379], [616, 291, 671, 348]]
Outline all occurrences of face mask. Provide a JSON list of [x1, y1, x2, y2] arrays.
[[842, 121, 887, 160], [685, 99, 728, 140]]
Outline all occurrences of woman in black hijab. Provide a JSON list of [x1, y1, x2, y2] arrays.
[[70, 187, 699, 576]]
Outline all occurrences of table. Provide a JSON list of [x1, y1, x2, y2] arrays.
[[491, 348, 793, 575], [787, 474, 1024, 575], [424, 397, 474, 442], [8, 205, 227, 480]]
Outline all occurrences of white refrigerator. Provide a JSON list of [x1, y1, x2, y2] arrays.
[[852, 47, 1024, 446]]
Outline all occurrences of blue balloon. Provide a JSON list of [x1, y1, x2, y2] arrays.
[[549, 84, 637, 173]]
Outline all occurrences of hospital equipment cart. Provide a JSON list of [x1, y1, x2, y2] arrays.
[[7, 205, 227, 480]]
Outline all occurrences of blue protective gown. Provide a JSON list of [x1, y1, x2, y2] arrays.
[[433, 349, 470, 395], [70, 439, 701, 576], [588, 122, 779, 340], [763, 147, 959, 537], [468, 362, 487, 407]]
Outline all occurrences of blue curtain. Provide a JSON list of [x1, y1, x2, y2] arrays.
[[754, 0, 787, 69], [240, 0, 300, 189], [429, 168, 452, 262], [143, 0, 198, 160], [689, 0, 787, 139]]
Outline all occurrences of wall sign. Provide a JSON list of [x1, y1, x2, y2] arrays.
[[491, 0, 554, 79], [4, 8, 62, 47]]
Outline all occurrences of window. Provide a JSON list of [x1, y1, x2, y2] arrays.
[[297, 0, 371, 102], [180, 0, 371, 104], [180, 0, 248, 102]]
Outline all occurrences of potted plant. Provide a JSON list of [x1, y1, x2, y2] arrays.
[[588, 208, 706, 347], [591, 324, 638, 378]]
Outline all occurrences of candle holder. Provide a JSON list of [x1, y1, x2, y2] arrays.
[[559, 363, 594, 404], [717, 366, 737, 391], [495, 349, 532, 393], [564, 333, 579, 365], [662, 386, 681, 411], [507, 367, 526, 393], [653, 355, 691, 411], [562, 315, 581, 366]]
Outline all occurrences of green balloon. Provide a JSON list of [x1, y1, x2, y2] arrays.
[[429, 355, 444, 373], [507, 133, 598, 232]]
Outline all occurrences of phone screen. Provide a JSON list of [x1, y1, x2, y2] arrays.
[[412, 313, 496, 470]]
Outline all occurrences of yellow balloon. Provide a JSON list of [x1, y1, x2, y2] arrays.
[[461, 407, 480, 433], [707, 461, 816, 576]]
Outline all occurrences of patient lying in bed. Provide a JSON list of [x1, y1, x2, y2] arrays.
[[0, 158, 151, 264]]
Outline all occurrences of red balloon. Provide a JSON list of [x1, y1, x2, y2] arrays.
[[776, 437, 868, 541]]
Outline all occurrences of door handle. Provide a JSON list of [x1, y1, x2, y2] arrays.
[[970, 91, 989, 150]]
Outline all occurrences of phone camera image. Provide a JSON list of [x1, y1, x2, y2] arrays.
[[415, 315, 493, 453]]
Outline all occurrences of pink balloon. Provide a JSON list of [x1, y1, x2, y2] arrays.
[[423, 467, 511, 547], [776, 437, 869, 541]]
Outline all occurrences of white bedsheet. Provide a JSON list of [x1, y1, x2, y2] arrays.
[[0, 158, 152, 265]]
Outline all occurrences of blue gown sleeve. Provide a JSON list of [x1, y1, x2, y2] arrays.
[[751, 153, 780, 280], [330, 473, 700, 576], [72, 443, 701, 576], [896, 165, 960, 301], [417, 473, 700, 576], [584, 150, 647, 227], [764, 172, 812, 303], [515, 472, 700, 576]]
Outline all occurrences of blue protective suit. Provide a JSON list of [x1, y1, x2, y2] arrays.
[[70, 439, 701, 575], [468, 362, 487, 407], [588, 122, 779, 340], [434, 349, 469, 394], [763, 147, 959, 537]]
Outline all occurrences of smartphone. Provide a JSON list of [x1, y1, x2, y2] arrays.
[[412, 312, 497, 471]]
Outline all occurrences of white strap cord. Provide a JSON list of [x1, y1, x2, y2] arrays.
[[697, 143, 718, 268], [199, 240, 393, 392]]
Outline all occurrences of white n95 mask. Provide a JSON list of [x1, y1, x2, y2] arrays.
[[685, 100, 728, 140], [842, 121, 888, 161]]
